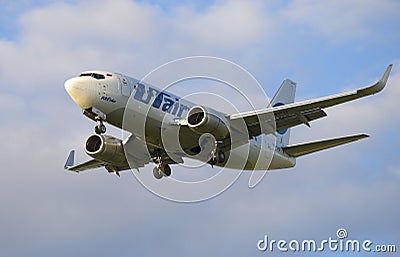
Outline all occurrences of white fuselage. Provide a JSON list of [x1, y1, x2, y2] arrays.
[[64, 71, 296, 170]]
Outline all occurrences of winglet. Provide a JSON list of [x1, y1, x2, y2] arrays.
[[64, 150, 75, 169], [359, 64, 392, 96], [381, 64, 393, 86]]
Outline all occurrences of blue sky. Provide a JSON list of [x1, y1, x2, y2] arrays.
[[0, 0, 399, 256]]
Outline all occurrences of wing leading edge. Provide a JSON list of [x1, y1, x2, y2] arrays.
[[64, 150, 112, 172]]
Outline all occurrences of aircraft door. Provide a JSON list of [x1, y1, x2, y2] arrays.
[[119, 76, 131, 97]]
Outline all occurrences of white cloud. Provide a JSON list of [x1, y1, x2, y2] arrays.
[[283, 0, 400, 44], [0, 0, 165, 90], [0, 0, 275, 92], [174, 0, 271, 49], [19, 0, 159, 47]]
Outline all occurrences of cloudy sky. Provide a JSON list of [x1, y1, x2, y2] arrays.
[[0, 0, 399, 256]]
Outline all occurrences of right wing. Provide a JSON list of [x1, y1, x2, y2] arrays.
[[63, 134, 150, 174], [64, 133, 183, 174], [229, 64, 392, 136], [64, 152, 106, 172]]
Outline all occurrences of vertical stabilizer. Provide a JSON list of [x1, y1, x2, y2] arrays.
[[270, 79, 296, 146]]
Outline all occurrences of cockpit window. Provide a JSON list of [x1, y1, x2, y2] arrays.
[[79, 73, 105, 80], [93, 73, 105, 80]]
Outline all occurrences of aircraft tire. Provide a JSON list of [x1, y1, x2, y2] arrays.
[[217, 151, 225, 163], [161, 164, 171, 177], [100, 124, 106, 134], [153, 167, 163, 179], [209, 158, 217, 166], [95, 124, 106, 134], [95, 126, 101, 134]]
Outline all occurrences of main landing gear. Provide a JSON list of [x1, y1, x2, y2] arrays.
[[198, 135, 225, 167], [94, 117, 106, 134], [208, 150, 225, 166], [153, 163, 172, 179], [152, 149, 172, 179]]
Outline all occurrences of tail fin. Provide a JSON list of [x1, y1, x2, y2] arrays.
[[270, 79, 296, 146]]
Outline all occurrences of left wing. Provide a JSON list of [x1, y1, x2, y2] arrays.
[[229, 64, 392, 136], [64, 150, 130, 173]]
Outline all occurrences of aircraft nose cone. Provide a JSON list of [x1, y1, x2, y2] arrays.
[[65, 78, 83, 98], [65, 78, 79, 95], [64, 78, 91, 109]]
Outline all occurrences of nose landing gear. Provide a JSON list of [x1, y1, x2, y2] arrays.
[[94, 117, 106, 134], [95, 123, 106, 134], [82, 108, 107, 134]]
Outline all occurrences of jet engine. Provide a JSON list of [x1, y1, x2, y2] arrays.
[[85, 134, 126, 164], [187, 105, 230, 140]]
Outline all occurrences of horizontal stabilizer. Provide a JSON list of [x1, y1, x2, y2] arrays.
[[282, 134, 369, 158]]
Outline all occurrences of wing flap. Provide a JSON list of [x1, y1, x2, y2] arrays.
[[276, 108, 327, 131], [282, 134, 369, 158]]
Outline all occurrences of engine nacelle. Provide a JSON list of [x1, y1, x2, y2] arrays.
[[187, 105, 230, 140], [85, 134, 126, 165]]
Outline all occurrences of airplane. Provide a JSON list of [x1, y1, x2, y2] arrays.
[[64, 64, 392, 179]]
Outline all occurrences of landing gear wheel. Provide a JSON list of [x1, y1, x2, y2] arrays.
[[208, 150, 225, 166], [208, 156, 217, 166], [217, 151, 225, 163], [160, 164, 171, 177], [100, 124, 106, 133], [153, 167, 163, 179], [95, 123, 106, 134]]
